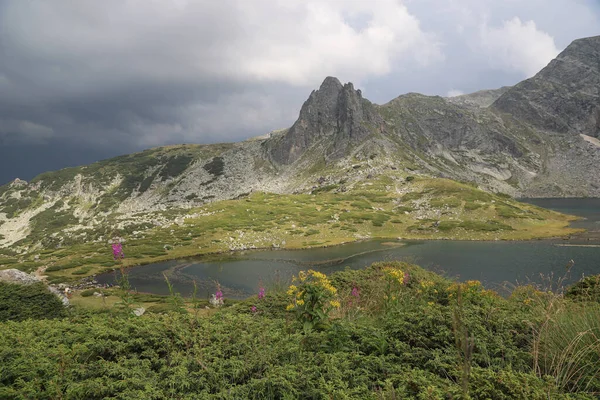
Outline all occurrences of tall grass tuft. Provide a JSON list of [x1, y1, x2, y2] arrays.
[[520, 262, 600, 395], [538, 302, 600, 393]]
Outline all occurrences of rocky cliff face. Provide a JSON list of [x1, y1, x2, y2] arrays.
[[493, 36, 600, 138], [267, 77, 382, 164]]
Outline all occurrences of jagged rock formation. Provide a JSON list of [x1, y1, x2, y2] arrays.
[[1, 35, 600, 251], [267, 77, 383, 164]]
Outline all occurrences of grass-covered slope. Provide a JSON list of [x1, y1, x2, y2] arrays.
[[0, 175, 579, 284], [1, 262, 599, 399]]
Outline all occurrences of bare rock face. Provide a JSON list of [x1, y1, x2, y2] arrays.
[[382, 93, 524, 158], [493, 35, 600, 139], [267, 77, 383, 164]]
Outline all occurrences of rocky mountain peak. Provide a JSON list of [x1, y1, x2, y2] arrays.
[[266, 77, 381, 164], [492, 35, 600, 138], [318, 76, 343, 93]]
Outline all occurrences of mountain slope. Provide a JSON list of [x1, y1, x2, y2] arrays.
[[2, 35, 600, 254], [492, 35, 600, 138], [446, 87, 511, 109]]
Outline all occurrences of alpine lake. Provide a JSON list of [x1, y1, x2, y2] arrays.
[[97, 198, 600, 299]]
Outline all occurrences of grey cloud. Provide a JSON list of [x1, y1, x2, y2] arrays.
[[0, 0, 599, 185]]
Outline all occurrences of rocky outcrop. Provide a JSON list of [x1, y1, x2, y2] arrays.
[[0, 269, 40, 285], [493, 36, 600, 138], [267, 77, 383, 164]]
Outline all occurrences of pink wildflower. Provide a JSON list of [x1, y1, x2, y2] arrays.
[[258, 287, 266, 300], [111, 243, 124, 260], [251, 305, 257, 313]]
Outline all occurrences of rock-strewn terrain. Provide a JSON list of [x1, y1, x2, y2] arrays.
[[1, 35, 600, 252]]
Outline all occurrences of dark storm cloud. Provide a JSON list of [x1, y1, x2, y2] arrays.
[[0, 0, 598, 184]]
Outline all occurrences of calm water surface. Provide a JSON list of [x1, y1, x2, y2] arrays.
[[97, 198, 600, 298]]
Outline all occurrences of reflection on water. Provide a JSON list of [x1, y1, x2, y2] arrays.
[[97, 198, 600, 299]]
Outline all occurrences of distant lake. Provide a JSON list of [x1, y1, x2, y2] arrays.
[[97, 198, 600, 298]]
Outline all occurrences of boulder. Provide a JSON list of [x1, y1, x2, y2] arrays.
[[0, 269, 40, 285]]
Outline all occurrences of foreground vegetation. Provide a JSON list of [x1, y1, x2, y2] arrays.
[[0, 176, 580, 284], [1, 262, 599, 399]]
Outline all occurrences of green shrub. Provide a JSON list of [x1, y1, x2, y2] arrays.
[[566, 275, 600, 303], [80, 288, 103, 297], [0, 282, 66, 321], [0, 263, 597, 398]]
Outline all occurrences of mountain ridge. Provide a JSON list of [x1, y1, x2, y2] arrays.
[[1, 35, 600, 253]]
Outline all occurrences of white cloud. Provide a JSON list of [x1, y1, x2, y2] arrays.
[[479, 17, 560, 77], [447, 89, 465, 97], [1, 0, 442, 92]]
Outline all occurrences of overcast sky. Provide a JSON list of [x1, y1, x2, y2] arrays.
[[0, 0, 599, 184]]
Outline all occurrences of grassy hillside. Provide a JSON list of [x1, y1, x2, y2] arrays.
[[1, 262, 599, 398], [0, 175, 579, 284]]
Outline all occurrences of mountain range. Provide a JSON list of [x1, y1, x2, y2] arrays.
[[0, 35, 599, 252]]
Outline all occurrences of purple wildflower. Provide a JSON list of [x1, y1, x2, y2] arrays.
[[403, 272, 410, 284], [258, 287, 266, 300], [215, 290, 223, 301], [251, 305, 257, 313], [351, 286, 360, 298]]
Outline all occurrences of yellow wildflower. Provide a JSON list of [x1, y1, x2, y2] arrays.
[[323, 283, 337, 294], [298, 271, 307, 282], [310, 270, 327, 280], [286, 285, 298, 296], [420, 280, 435, 289], [330, 300, 341, 308], [286, 304, 295, 311], [296, 299, 305, 306], [428, 302, 434, 306], [383, 267, 405, 284]]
